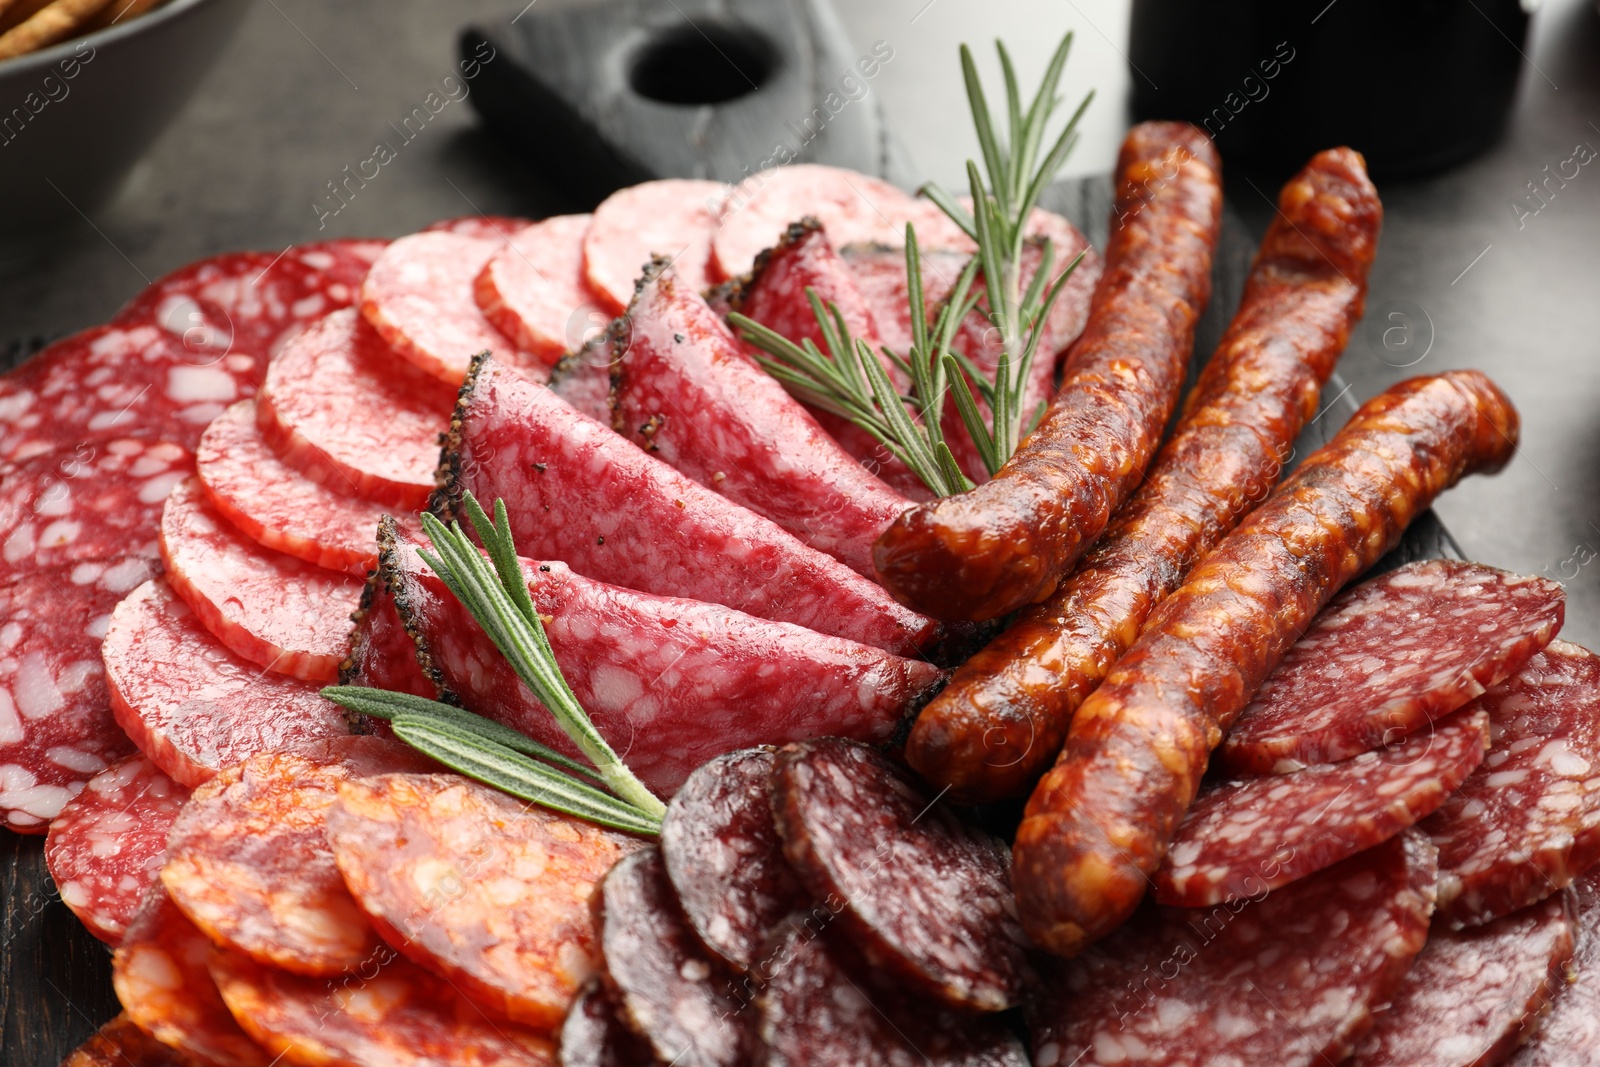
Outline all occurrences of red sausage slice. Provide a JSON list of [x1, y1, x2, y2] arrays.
[[62, 1013, 201, 1067], [1507, 865, 1600, 1065], [422, 214, 530, 241], [584, 179, 725, 313], [475, 213, 603, 364]]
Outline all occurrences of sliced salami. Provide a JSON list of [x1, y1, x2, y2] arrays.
[[1507, 865, 1600, 1066], [475, 213, 603, 363], [422, 214, 530, 241], [63, 1013, 202, 1067], [584, 178, 726, 313], [103, 579, 349, 788], [327, 772, 644, 1029], [195, 400, 389, 575], [1423, 641, 1600, 927], [160, 477, 363, 682], [771, 737, 1029, 1012], [659, 748, 806, 972], [438, 354, 937, 655], [755, 919, 1029, 1067], [1027, 833, 1439, 1067], [1156, 708, 1489, 907], [839, 242, 974, 355], [1354, 890, 1579, 1067], [0, 555, 156, 832], [342, 568, 439, 700], [112, 887, 270, 1067], [256, 308, 456, 510], [594, 848, 750, 1067], [546, 346, 616, 424], [208, 946, 558, 1066], [1223, 562, 1566, 773], [380, 533, 943, 795], [160, 738, 429, 976], [560, 981, 652, 1067], [46, 754, 189, 944]]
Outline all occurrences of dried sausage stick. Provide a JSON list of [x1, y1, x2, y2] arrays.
[[872, 121, 1223, 621], [1013, 369, 1519, 957], [907, 148, 1382, 802]]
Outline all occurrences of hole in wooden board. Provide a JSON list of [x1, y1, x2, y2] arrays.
[[628, 23, 776, 105]]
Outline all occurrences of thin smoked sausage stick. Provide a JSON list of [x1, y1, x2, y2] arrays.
[[1013, 370, 1519, 957], [907, 148, 1383, 803], [872, 122, 1223, 622]]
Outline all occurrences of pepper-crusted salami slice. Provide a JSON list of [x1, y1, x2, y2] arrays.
[[103, 580, 349, 788], [63, 1013, 202, 1067], [46, 755, 189, 944], [909, 148, 1382, 800], [612, 263, 912, 578], [209, 947, 557, 1067], [585, 179, 726, 313], [659, 748, 806, 972], [1028, 833, 1437, 1067], [1507, 865, 1600, 1066], [112, 887, 270, 1067], [0, 556, 154, 831], [1223, 561, 1565, 774], [160, 477, 363, 682], [1354, 890, 1579, 1067], [257, 308, 456, 510], [161, 738, 429, 976], [476, 214, 603, 364], [874, 122, 1222, 621], [1156, 708, 1488, 906], [560, 981, 652, 1067], [1014, 370, 1521, 956], [342, 566, 437, 700], [594, 848, 750, 1067], [196, 401, 390, 576], [773, 738, 1029, 1011], [1423, 641, 1600, 928], [422, 214, 529, 241], [436, 353, 937, 655]]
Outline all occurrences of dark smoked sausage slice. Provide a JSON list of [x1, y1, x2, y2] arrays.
[[907, 147, 1382, 801], [1507, 865, 1600, 1066], [559, 980, 653, 1067], [1013, 370, 1520, 956]]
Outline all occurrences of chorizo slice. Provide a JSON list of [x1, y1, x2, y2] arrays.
[[63, 1013, 203, 1067]]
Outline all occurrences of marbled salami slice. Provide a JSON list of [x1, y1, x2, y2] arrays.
[[0, 556, 154, 831], [1223, 562, 1566, 773], [46, 754, 189, 944], [160, 477, 363, 682], [594, 848, 750, 1067], [1354, 890, 1579, 1067], [659, 748, 806, 972], [196, 400, 389, 575], [63, 1013, 202, 1067], [256, 308, 455, 510], [209, 947, 557, 1067], [112, 887, 270, 1067], [475, 213, 602, 364], [1507, 865, 1600, 1066], [438, 354, 937, 654], [755, 919, 1029, 1067], [342, 568, 438, 699], [161, 738, 429, 976], [422, 214, 529, 241], [559, 981, 652, 1067], [103, 580, 349, 788], [1027, 833, 1439, 1067], [1157, 708, 1489, 907], [1423, 641, 1600, 927], [327, 772, 644, 1029], [584, 179, 725, 313], [772, 737, 1029, 1012]]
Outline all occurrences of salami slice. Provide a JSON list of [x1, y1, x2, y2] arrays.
[[560, 981, 652, 1067], [112, 887, 270, 1067], [1027, 832, 1439, 1067], [256, 308, 456, 510], [103, 579, 349, 788], [0, 556, 155, 831], [1354, 890, 1579, 1067], [342, 568, 438, 700], [327, 772, 644, 1029], [46, 754, 189, 944], [422, 214, 530, 241], [438, 354, 937, 655], [475, 214, 603, 364], [63, 1013, 202, 1067], [160, 477, 363, 682], [195, 400, 389, 575], [659, 748, 806, 972], [209, 947, 558, 1067], [755, 919, 1029, 1067], [380, 531, 943, 795], [161, 738, 430, 976], [839, 242, 974, 355], [1157, 708, 1490, 907], [1223, 562, 1565, 774], [1423, 641, 1600, 927], [772, 737, 1029, 1012], [594, 848, 750, 1067], [584, 179, 726, 313], [1508, 865, 1600, 1066], [546, 346, 616, 424]]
